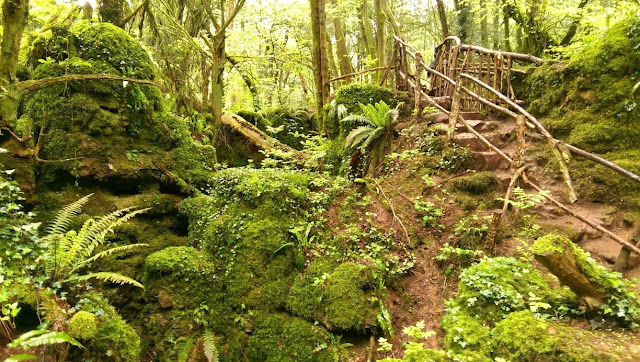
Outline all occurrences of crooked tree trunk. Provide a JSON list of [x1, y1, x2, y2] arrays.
[[310, 0, 331, 134], [532, 234, 605, 309], [560, 0, 590, 46], [1, 0, 29, 126], [503, 8, 511, 51], [210, 33, 226, 138]]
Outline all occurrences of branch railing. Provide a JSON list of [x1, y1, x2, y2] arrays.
[[386, 35, 640, 256]]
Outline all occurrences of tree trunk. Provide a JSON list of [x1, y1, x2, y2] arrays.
[[374, 0, 386, 80], [211, 33, 226, 138], [503, 8, 511, 51], [381, 0, 400, 37], [481, 6, 489, 46], [614, 225, 640, 272], [560, 0, 590, 46], [310, 0, 330, 134], [331, 0, 354, 79], [326, 33, 339, 79], [99, 0, 126, 27], [435, 0, 449, 38], [362, 0, 376, 59], [0, 0, 29, 127], [492, 0, 500, 49], [453, 0, 470, 42], [226, 54, 261, 111]]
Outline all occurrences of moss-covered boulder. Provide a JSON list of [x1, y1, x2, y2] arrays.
[[491, 311, 557, 360], [5, 20, 216, 192], [519, 16, 640, 157], [451, 172, 498, 195]]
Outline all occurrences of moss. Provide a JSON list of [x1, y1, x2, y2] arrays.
[[68, 311, 98, 340], [519, 16, 640, 154], [442, 309, 491, 356], [286, 259, 380, 332], [236, 110, 270, 131], [248, 312, 332, 361], [451, 172, 498, 194], [95, 316, 141, 361], [531, 233, 566, 254], [491, 311, 557, 360]]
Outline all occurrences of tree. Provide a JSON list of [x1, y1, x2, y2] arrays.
[[330, 0, 354, 79], [310, 0, 330, 133], [0, 0, 29, 126], [435, 0, 449, 38]]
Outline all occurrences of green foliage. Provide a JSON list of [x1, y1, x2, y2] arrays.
[[412, 197, 444, 230], [40, 194, 148, 289], [94, 315, 141, 361], [332, 83, 404, 129], [437, 145, 471, 172], [8, 329, 83, 350], [442, 309, 491, 355], [67, 311, 98, 340], [450, 257, 556, 323], [261, 107, 312, 149], [532, 234, 640, 326], [454, 215, 490, 249]]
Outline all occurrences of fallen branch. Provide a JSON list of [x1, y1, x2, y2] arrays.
[[17, 74, 158, 93]]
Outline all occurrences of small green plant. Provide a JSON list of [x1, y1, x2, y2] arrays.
[[178, 328, 219, 362], [273, 223, 316, 268], [454, 215, 490, 249], [8, 329, 83, 350], [40, 194, 149, 289], [435, 243, 483, 264], [413, 196, 444, 230], [402, 320, 436, 356]]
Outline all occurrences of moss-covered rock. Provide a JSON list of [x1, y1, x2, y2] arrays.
[[95, 316, 141, 361], [451, 172, 498, 195], [491, 311, 557, 360], [518, 16, 640, 155], [248, 312, 332, 361], [68, 311, 98, 340]]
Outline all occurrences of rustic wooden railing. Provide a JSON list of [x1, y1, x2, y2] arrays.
[[383, 36, 640, 257]]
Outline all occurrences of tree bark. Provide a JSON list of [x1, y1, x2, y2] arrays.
[[560, 0, 590, 46], [99, 0, 126, 27], [374, 0, 386, 80], [533, 235, 605, 309], [330, 0, 354, 79], [362, 0, 376, 59], [226, 54, 261, 111], [310, 0, 330, 133], [503, 8, 511, 51], [453, 0, 470, 42], [435, 0, 449, 38], [1, 0, 29, 127]]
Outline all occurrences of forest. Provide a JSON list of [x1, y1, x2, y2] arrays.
[[1, 0, 640, 360]]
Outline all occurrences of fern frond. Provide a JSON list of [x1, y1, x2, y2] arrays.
[[8, 330, 83, 349], [70, 243, 149, 274], [178, 335, 197, 362], [340, 114, 373, 128], [203, 329, 219, 362], [78, 208, 149, 263], [345, 126, 374, 149], [65, 272, 145, 289], [3, 353, 37, 361], [360, 127, 384, 150], [45, 194, 93, 237]]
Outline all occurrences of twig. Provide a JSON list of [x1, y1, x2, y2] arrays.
[[371, 178, 411, 245]]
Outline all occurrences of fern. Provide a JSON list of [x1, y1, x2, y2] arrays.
[[3, 354, 37, 361], [39, 195, 148, 289], [203, 329, 219, 362], [70, 243, 148, 273], [44, 193, 93, 236], [65, 272, 145, 289], [178, 335, 197, 362], [8, 330, 83, 349]]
